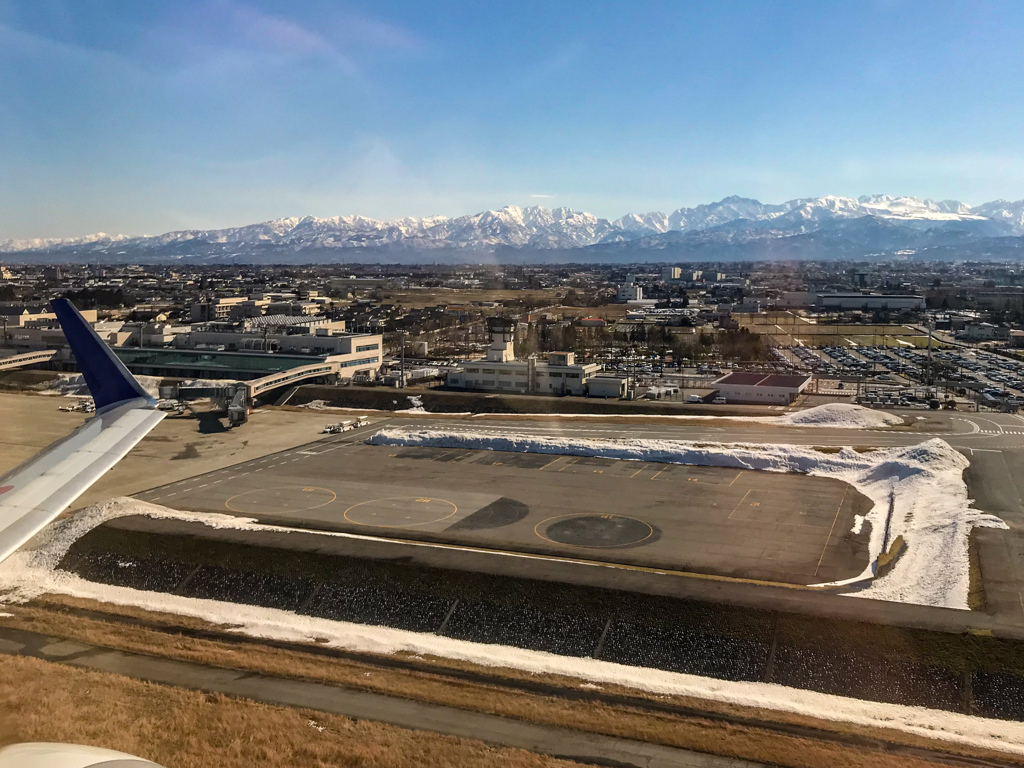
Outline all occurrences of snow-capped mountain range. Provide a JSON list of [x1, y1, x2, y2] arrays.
[[5, 194, 1024, 263]]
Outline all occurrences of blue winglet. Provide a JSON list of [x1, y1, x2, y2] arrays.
[[51, 298, 155, 411]]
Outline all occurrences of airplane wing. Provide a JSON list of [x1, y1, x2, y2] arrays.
[[0, 299, 166, 564]]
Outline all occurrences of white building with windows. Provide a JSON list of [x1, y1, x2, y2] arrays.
[[446, 319, 600, 395], [616, 275, 644, 302]]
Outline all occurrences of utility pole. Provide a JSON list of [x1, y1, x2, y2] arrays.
[[400, 330, 406, 389], [926, 313, 934, 389]]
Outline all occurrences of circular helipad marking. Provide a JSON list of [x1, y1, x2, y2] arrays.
[[225, 486, 336, 514], [343, 496, 458, 528], [535, 513, 655, 548]]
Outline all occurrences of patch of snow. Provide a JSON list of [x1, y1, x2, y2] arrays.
[[178, 378, 237, 388], [403, 395, 426, 413], [291, 402, 900, 429], [464, 404, 903, 429], [0, 497, 1020, 755], [774, 403, 904, 428], [40, 373, 163, 399], [366, 428, 1003, 608], [297, 399, 333, 411], [851, 515, 866, 535]]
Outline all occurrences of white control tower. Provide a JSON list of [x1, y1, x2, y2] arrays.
[[485, 317, 516, 362]]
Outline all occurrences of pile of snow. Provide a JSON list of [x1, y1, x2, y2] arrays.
[[561, 403, 906, 429], [40, 373, 162, 399], [38, 374, 94, 397], [403, 395, 426, 413], [774, 403, 904, 429], [178, 378, 238, 389], [366, 428, 1004, 609], [1, 497, 1022, 755], [286, 402, 905, 430]]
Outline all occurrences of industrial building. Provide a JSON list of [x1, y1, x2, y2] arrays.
[[712, 372, 812, 404], [586, 374, 628, 398], [446, 318, 601, 395], [779, 292, 926, 311]]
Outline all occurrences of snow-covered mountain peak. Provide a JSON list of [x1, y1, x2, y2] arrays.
[[7, 194, 1024, 259]]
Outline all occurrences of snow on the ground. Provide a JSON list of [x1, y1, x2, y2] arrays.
[[40, 373, 163, 399], [403, 395, 426, 413], [289, 402, 905, 429], [296, 399, 469, 416], [462, 406, 902, 428], [0, 497, 1021, 756], [774, 403, 903, 428], [366, 428, 1004, 609], [39, 375, 238, 399], [297, 399, 338, 411], [178, 377, 238, 388]]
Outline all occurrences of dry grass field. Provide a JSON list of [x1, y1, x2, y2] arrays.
[[0, 654, 578, 768], [0, 597, 1014, 768], [378, 288, 565, 309]]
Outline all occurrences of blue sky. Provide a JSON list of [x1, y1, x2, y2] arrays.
[[2, 0, 1024, 239]]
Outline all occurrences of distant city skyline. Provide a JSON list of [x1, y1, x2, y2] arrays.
[[3, 1, 1024, 239]]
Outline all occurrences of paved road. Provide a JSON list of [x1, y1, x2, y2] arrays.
[[0, 626, 764, 768]]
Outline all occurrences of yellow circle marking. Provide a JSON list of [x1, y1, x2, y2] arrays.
[[225, 486, 337, 514], [534, 513, 655, 549], [343, 496, 458, 528]]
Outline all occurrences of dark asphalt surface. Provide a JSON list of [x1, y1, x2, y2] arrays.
[[126, 409, 1024, 632], [137, 435, 871, 585]]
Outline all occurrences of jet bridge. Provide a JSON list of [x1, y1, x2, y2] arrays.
[[168, 361, 341, 426], [0, 349, 57, 371]]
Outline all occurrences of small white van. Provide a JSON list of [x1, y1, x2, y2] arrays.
[[712, 397, 727, 404]]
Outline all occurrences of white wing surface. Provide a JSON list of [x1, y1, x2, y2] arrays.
[[0, 299, 165, 564]]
